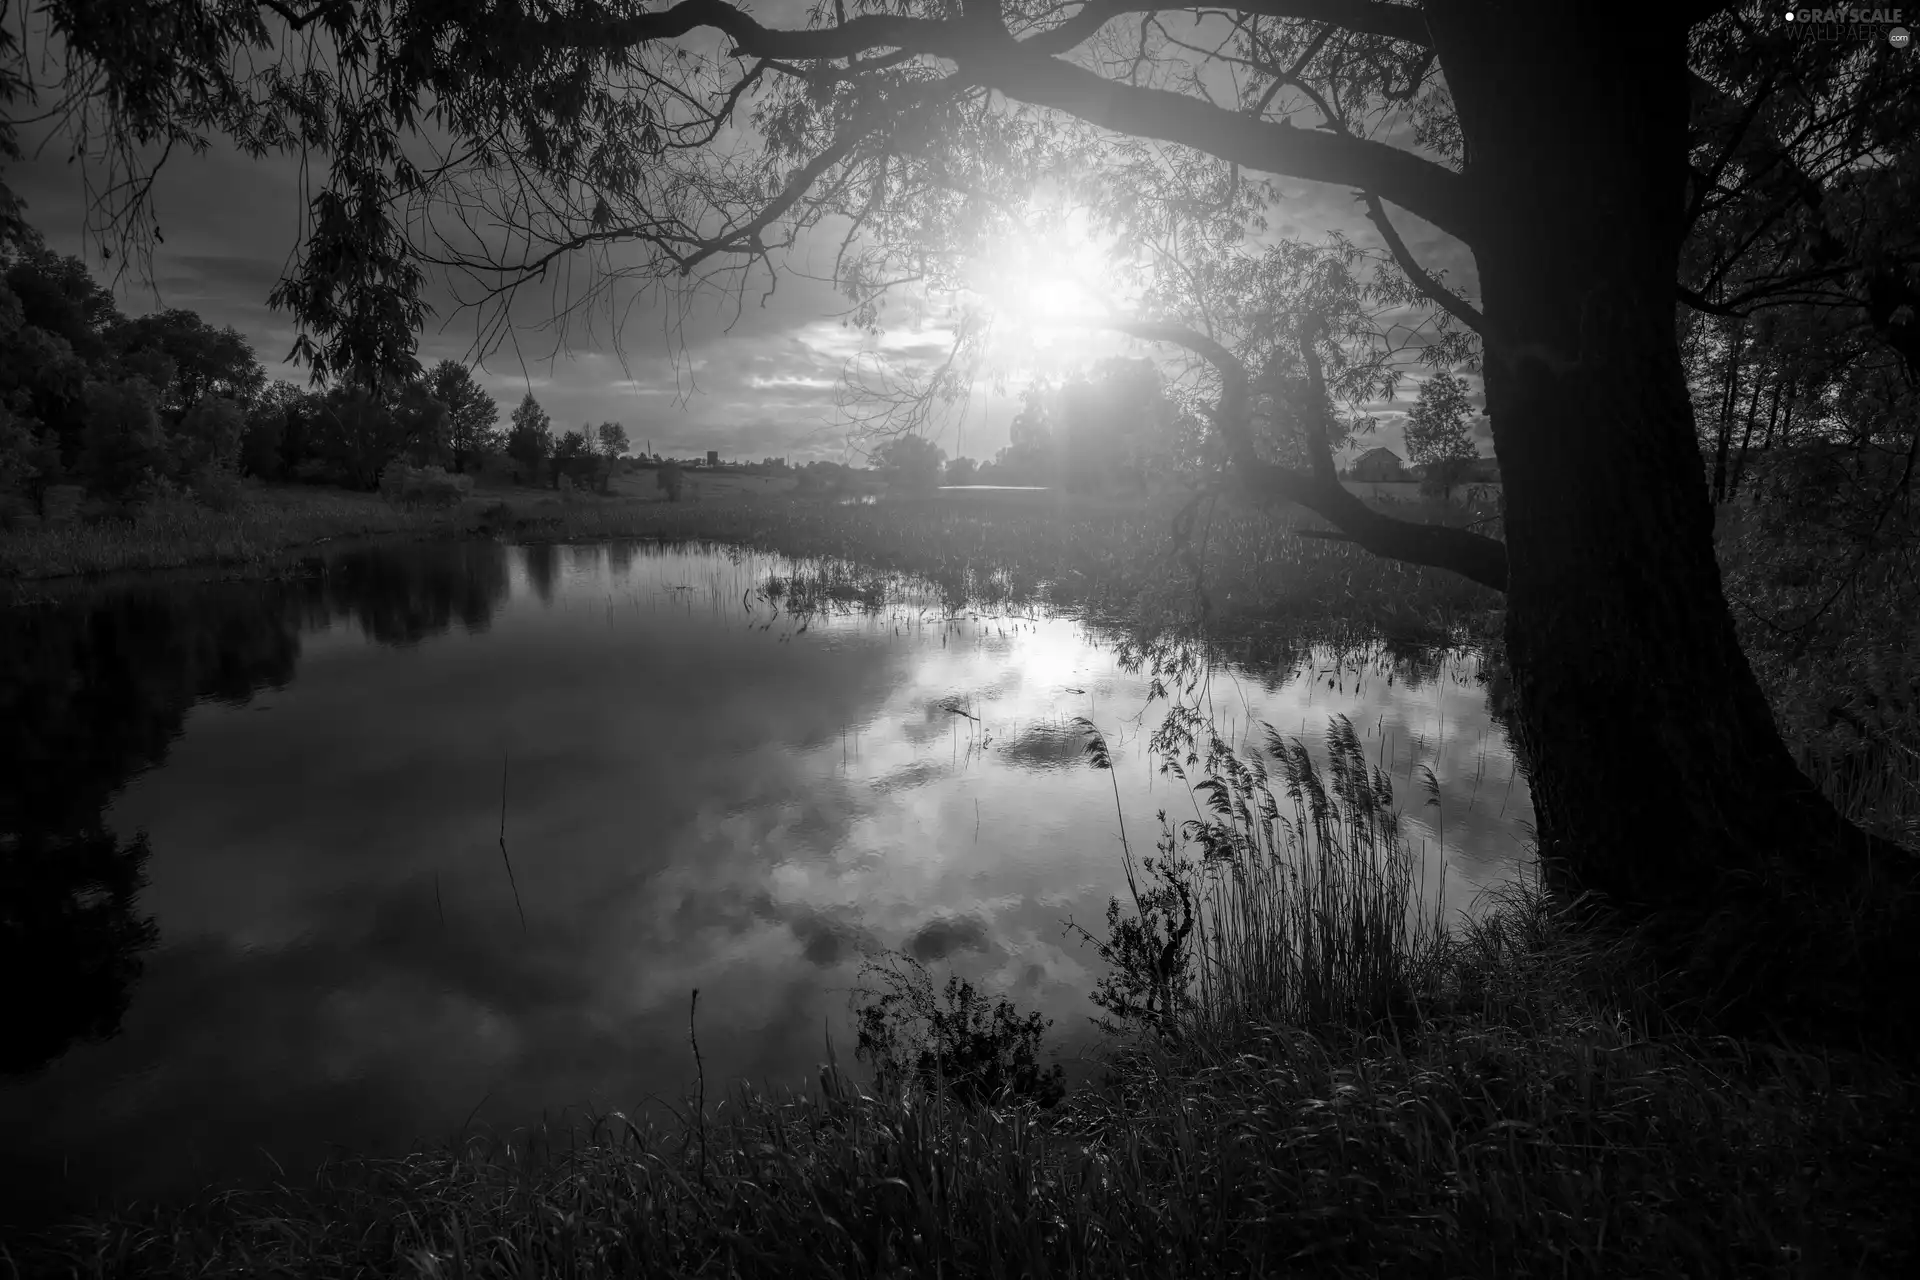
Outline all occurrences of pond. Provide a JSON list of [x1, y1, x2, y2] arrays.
[[0, 540, 1534, 1230]]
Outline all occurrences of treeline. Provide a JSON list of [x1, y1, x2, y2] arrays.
[[0, 224, 635, 521], [859, 357, 1200, 494], [1684, 303, 1916, 508]]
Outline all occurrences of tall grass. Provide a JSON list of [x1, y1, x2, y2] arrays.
[[1, 483, 1505, 657], [0, 488, 459, 581], [15, 718, 1916, 1278]]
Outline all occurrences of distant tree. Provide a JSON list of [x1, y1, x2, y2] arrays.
[[944, 456, 978, 486], [0, 402, 56, 511], [303, 383, 412, 488], [504, 393, 552, 487], [551, 427, 594, 489], [2, 239, 120, 361], [873, 433, 945, 491], [423, 361, 500, 473], [593, 420, 630, 492], [391, 378, 450, 467], [109, 309, 265, 424], [1055, 357, 1176, 493], [1403, 373, 1478, 501], [79, 379, 167, 501], [595, 421, 630, 459], [170, 394, 246, 479], [0, 247, 102, 472], [656, 457, 684, 501], [239, 381, 305, 480], [995, 385, 1056, 484]]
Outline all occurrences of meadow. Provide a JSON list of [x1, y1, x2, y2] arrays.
[[4, 471, 1918, 1278]]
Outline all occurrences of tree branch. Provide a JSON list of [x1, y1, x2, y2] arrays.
[[1020, 1, 1431, 54], [576, 1, 1483, 243], [1105, 317, 1509, 591], [1359, 192, 1485, 333]]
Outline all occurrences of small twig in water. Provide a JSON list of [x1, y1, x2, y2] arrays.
[[689, 988, 709, 1190], [499, 754, 527, 934]]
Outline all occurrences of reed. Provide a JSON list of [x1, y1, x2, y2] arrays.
[[14, 720, 1915, 1279]]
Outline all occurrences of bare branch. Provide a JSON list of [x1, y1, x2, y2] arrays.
[[1359, 192, 1484, 333], [557, 1, 1483, 242]]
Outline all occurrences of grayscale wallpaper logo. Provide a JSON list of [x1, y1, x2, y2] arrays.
[[1782, 7, 1911, 43]]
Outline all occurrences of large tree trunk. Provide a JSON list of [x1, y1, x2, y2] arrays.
[[1432, 4, 1917, 1044]]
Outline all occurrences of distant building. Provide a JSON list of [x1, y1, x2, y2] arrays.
[[1349, 447, 1407, 482], [706, 450, 719, 467]]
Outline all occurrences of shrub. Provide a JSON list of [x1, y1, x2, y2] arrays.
[[853, 953, 1067, 1109], [187, 465, 247, 513], [79, 379, 168, 501], [170, 395, 246, 478], [380, 460, 472, 508]]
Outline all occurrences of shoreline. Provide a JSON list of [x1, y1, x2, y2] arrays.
[[0, 480, 1507, 652]]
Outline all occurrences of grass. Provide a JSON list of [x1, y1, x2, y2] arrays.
[[0, 478, 1504, 655], [6, 472, 1918, 1276], [0, 487, 461, 583], [8, 715, 1916, 1278], [1718, 478, 1920, 847]]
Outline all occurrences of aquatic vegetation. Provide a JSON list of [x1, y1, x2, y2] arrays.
[[851, 953, 1067, 1111], [7, 489, 1917, 1276], [18, 722, 1915, 1278]]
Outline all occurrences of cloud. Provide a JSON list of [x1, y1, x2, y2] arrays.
[[907, 913, 992, 963], [5, 61, 1479, 465]]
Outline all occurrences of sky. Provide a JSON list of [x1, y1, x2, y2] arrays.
[[3, 15, 1489, 467]]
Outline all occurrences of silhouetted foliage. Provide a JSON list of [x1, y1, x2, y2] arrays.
[[552, 427, 595, 489], [1403, 372, 1477, 500], [505, 393, 553, 488], [0, 827, 158, 1077], [854, 954, 1066, 1109], [0, 546, 518, 1074], [423, 361, 500, 473], [872, 433, 945, 492], [656, 458, 684, 501]]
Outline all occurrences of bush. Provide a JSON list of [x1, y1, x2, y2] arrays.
[[379, 460, 473, 508], [171, 395, 246, 478], [79, 379, 168, 501], [187, 466, 247, 513], [854, 953, 1067, 1109]]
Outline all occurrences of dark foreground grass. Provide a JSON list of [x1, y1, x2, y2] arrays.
[[8, 723, 1915, 1279]]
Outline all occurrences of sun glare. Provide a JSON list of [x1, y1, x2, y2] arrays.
[[970, 214, 1127, 335]]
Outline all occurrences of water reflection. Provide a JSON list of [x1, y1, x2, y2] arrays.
[[0, 540, 1533, 1230]]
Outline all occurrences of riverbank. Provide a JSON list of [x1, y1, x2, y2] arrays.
[[5, 483, 1918, 1276], [12, 847, 1915, 1277], [0, 479, 1506, 652]]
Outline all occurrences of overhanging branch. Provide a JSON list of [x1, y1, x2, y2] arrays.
[[571, 1, 1484, 243], [1104, 316, 1509, 592], [1360, 192, 1484, 333]]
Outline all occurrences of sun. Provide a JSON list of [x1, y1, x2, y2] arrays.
[[1021, 273, 1104, 324], [969, 213, 1128, 334]]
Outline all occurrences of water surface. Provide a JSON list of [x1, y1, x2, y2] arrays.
[[0, 540, 1533, 1227]]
